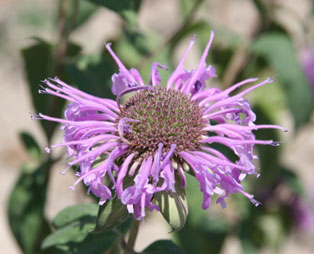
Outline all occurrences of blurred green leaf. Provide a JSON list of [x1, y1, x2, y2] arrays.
[[114, 29, 155, 74], [180, 0, 198, 18], [143, 240, 184, 254], [251, 0, 267, 23], [42, 223, 94, 251], [154, 178, 188, 232], [54, 0, 98, 40], [86, 0, 142, 23], [240, 238, 260, 254], [95, 197, 130, 233], [8, 162, 51, 254], [176, 217, 228, 254], [65, 53, 116, 99], [42, 222, 116, 254], [258, 214, 285, 250], [19, 131, 42, 161], [252, 33, 314, 127], [184, 174, 205, 223], [53, 203, 98, 229], [21, 38, 65, 142], [175, 174, 229, 254], [42, 203, 117, 254], [67, 41, 82, 58], [253, 105, 280, 187], [71, 0, 98, 30], [169, 21, 208, 50], [280, 167, 304, 196]]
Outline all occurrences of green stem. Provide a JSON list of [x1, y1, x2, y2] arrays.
[[124, 219, 140, 254]]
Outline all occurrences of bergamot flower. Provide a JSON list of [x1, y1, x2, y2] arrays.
[[34, 31, 285, 220]]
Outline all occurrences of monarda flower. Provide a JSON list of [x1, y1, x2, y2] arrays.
[[34, 31, 285, 220]]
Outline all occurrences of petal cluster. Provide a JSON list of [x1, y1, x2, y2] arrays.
[[35, 31, 285, 219]]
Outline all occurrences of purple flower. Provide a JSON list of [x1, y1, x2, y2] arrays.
[[34, 31, 285, 220]]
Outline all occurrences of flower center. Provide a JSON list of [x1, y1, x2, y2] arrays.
[[118, 86, 205, 156]]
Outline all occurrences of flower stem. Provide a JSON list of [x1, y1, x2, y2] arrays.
[[124, 219, 140, 254]]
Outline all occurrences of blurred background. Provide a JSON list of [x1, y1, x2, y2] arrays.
[[1, 0, 314, 253]]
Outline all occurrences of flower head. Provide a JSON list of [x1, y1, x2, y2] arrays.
[[35, 31, 285, 220]]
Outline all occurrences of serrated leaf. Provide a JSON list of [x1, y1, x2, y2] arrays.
[[7, 162, 51, 254], [154, 179, 188, 232], [41, 222, 116, 254], [42, 203, 118, 254], [65, 53, 115, 99], [52, 203, 98, 229], [19, 131, 42, 161], [143, 240, 185, 254], [95, 197, 130, 233], [21, 38, 65, 141], [252, 33, 314, 127]]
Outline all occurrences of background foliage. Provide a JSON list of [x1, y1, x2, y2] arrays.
[[3, 0, 314, 253]]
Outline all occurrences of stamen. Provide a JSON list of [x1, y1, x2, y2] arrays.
[[60, 165, 71, 175], [150, 62, 168, 86], [153, 143, 164, 183], [160, 144, 176, 169], [116, 86, 154, 112], [118, 118, 139, 144], [30, 112, 42, 120], [129, 158, 143, 176]]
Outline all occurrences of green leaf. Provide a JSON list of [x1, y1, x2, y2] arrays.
[[95, 197, 130, 233], [71, 0, 98, 31], [143, 240, 185, 254], [251, 0, 267, 22], [175, 175, 229, 254], [7, 162, 51, 254], [180, 0, 198, 18], [113, 29, 154, 70], [52, 203, 99, 229], [66, 41, 82, 58], [153, 178, 188, 232], [86, 0, 142, 23], [252, 33, 314, 127], [42, 203, 117, 254], [42, 222, 116, 254], [21, 38, 65, 141], [65, 53, 116, 99], [280, 167, 304, 196], [176, 217, 228, 254], [253, 105, 280, 187], [169, 21, 208, 50], [19, 131, 42, 161]]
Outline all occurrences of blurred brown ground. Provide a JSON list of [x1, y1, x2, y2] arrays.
[[0, 0, 313, 253]]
